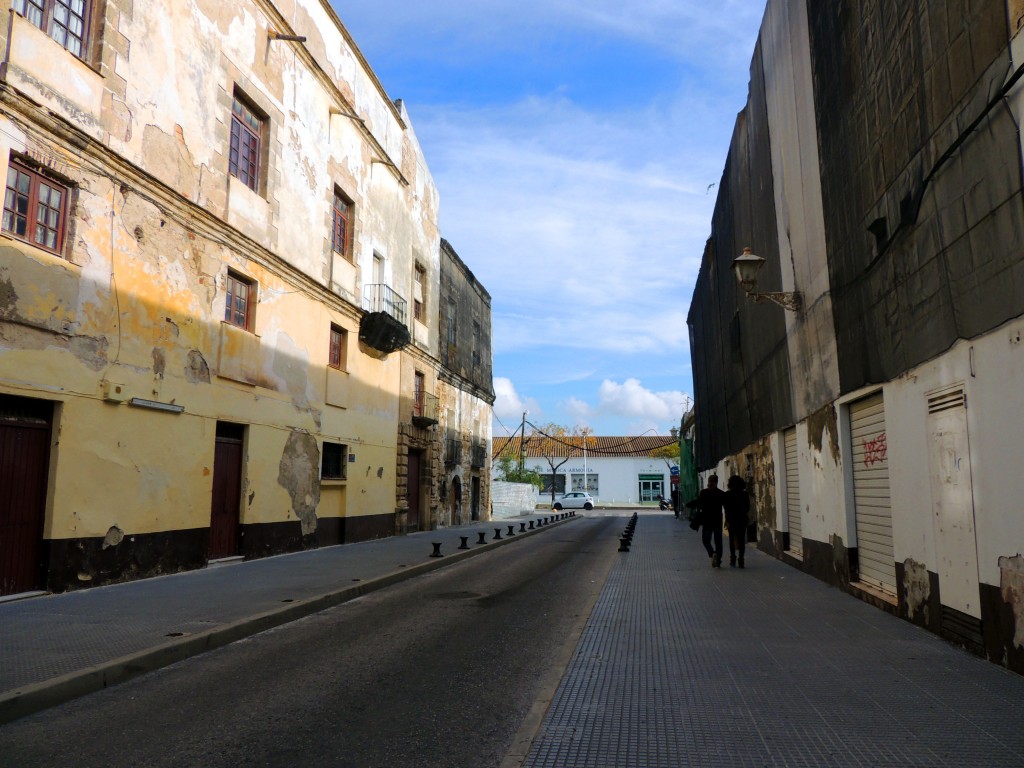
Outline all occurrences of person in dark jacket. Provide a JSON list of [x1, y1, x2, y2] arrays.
[[724, 475, 751, 568], [690, 474, 726, 567]]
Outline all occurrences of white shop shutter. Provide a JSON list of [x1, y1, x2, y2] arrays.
[[850, 393, 895, 594], [783, 427, 801, 554]]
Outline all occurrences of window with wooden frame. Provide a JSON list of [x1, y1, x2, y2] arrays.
[[229, 93, 264, 193], [2, 158, 70, 256], [321, 441, 347, 480], [224, 271, 255, 331], [328, 324, 348, 370], [413, 263, 426, 323], [413, 371, 425, 416], [331, 188, 353, 260], [14, 0, 92, 59]]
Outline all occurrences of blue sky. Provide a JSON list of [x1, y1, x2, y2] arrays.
[[330, 1, 766, 437]]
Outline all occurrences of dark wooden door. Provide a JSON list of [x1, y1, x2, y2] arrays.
[[209, 423, 243, 560], [471, 476, 480, 521], [0, 396, 51, 596], [451, 477, 462, 525], [406, 451, 421, 531]]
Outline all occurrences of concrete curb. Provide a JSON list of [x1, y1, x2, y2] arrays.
[[0, 515, 579, 725]]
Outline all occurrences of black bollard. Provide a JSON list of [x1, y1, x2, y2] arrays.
[[494, 528, 503, 540], [507, 525, 515, 536], [618, 536, 630, 552], [520, 522, 527, 532], [430, 542, 443, 558], [477, 531, 487, 544], [529, 520, 535, 529], [459, 536, 470, 550]]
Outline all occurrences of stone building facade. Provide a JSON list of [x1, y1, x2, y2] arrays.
[[436, 239, 495, 526]]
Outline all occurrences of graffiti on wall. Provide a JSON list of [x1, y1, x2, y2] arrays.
[[863, 432, 887, 467]]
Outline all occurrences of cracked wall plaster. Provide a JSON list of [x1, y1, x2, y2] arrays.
[[903, 557, 931, 624], [807, 403, 840, 463], [277, 430, 320, 536], [999, 554, 1024, 648]]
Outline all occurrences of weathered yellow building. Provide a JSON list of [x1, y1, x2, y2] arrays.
[[0, 0, 493, 595]]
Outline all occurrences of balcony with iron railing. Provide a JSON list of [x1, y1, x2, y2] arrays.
[[412, 390, 439, 428], [359, 284, 411, 353]]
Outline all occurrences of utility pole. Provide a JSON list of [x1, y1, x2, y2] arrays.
[[519, 411, 528, 473]]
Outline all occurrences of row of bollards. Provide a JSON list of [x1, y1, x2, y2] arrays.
[[618, 512, 638, 552], [429, 512, 575, 558]]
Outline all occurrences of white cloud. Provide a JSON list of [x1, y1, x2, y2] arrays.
[[596, 378, 690, 421], [492, 377, 541, 429]]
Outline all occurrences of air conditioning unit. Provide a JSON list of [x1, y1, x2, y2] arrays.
[[101, 380, 128, 403]]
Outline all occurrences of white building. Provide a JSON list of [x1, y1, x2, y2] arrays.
[[493, 436, 678, 506]]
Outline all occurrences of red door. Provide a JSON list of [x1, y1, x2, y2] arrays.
[[209, 423, 243, 560], [406, 451, 421, 531], [0, 396, 51, 596]]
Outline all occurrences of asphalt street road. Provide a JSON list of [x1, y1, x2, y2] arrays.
[[0, 514, 625, 768]]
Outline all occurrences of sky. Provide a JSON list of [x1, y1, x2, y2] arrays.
[[330, 1, 767, 438]]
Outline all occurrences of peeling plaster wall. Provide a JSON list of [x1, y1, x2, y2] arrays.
[[0, 0, 447, 590], [799, 404, 845, 546]]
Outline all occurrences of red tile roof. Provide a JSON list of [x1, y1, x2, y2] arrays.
[[493, 435, 677, 459]]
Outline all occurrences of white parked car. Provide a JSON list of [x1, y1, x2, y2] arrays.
[[553, 491, 594, 511]]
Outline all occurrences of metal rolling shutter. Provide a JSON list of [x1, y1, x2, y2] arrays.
[[784, 427, 801, 553], [850, 393, 895, 594]]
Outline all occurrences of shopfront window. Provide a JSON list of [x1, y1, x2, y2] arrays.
[[638, 474, 664, 502], [540, 474, 566, 496], [571, 473, 599, 494]]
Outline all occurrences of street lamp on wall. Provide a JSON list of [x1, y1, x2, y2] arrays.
[[731, 247, 803, 312]]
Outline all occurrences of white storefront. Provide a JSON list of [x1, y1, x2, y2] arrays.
[[524, 454, 675, 506]]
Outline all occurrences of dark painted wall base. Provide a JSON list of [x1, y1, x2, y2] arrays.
[[43, 513, 398, 593], [981, 582, 1024, 674], [761, 529, 1024, 677], [47, 529, 209, 593], [342, 513, 396, 543]]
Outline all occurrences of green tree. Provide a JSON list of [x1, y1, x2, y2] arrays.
[[494, 454, 544, 489], [649, 442, 680, 469]]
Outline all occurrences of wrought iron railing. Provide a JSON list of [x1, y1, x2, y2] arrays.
[[471, 443, 487, 468], [445, 436, 462, 465], [363, 283, 408, 326], [413, 391, 439, 426]]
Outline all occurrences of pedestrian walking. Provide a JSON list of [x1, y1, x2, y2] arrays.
[[724, 475, 750, 568], [688, 474, 726, 567]]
